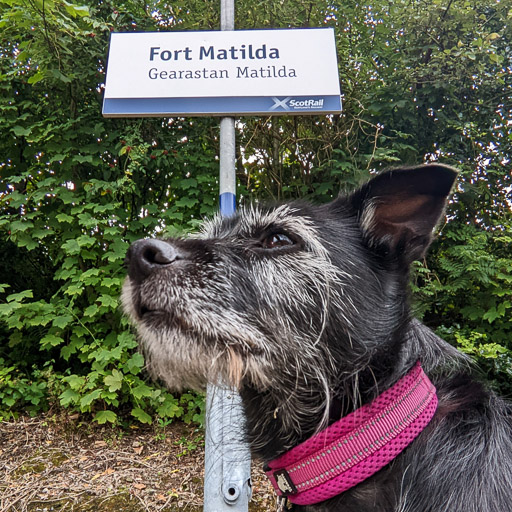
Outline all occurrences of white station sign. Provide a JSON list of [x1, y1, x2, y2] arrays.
[[103, 28, 341, 117]]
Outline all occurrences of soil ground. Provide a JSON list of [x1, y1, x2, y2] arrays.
[[0, 415, 275, 512]]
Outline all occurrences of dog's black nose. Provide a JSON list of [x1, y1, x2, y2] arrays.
[[126, 239, 183, 281]]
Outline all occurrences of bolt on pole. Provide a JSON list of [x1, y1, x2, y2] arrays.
[[203, 1, 252, 511]]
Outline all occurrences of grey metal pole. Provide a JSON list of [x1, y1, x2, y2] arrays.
[[203, 1, 252, 511]]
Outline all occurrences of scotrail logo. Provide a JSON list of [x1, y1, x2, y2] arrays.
[[270, 97, 325, 111]]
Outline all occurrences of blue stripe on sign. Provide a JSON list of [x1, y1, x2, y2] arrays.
[[102, 96, 342, 117], [219, 192, 236, 217]]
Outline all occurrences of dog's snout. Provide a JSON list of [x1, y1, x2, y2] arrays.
[[126, 239, 183, 281]]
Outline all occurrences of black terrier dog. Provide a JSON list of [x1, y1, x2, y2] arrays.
[[123, 164, 512, 511]]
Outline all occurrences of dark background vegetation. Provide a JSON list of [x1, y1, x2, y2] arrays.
[[1, 0, 511, 425]]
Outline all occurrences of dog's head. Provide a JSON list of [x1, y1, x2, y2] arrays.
[[122, 164, 457, 416]]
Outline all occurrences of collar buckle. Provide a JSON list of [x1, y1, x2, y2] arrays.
[[273, 469, 298, 496]]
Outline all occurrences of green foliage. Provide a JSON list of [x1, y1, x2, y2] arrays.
[[0, 357, 50, 417], [0, 0, 218, 422], [413, 217, 512, 394], [0, 0, 511, 422]]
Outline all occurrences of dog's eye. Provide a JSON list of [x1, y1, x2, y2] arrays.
[[262, 233, 295, 249]]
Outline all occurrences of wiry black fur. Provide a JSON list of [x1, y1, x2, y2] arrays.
[[123, 164, 512, 511]]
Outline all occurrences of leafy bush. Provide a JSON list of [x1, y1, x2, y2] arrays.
[[413, 219, 512, 395], [0, 171, 213, 423], [0, 0, 219, 422]]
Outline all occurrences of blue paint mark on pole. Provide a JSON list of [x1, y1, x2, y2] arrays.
[[219, 192, 236, 217]]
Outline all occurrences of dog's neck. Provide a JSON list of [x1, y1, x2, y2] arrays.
[[240, 320, 466, 508], [264, 362, 438, 507], [241, 333, 412, 463]]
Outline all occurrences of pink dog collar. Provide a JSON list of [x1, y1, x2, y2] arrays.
[[265, 362, 438, 505]]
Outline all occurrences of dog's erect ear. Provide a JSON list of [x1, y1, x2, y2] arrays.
[[350, 164, 458, 263]]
